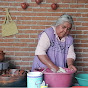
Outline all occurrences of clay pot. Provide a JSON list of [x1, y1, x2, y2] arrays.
[[0, 51, 5, 62], [35, 0, 42, 5], [51, 3, 58, 10], [21, 2, 29, 9]]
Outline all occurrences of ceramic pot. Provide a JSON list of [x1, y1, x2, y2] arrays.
[[21, 2, 29, 9], [0, 51, 5, 62], [35, 0, 42, 5], [51, 3, 58, 10]]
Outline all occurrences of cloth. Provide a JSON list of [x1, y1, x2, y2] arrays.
[[31, 27, 75, 71], [35, 26, 76, 59], [57, 67, 66, 73]]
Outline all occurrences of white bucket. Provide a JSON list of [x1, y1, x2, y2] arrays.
[[27, 72, 43, 88]]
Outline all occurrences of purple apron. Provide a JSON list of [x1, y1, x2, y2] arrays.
[[31, 27, 73, 71]]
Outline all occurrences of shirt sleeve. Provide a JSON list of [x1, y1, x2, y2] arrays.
[[67, 44, 76, 60], [35, 32, 50, 55]]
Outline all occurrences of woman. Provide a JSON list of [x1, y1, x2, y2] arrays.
[[31, 14, 77, 72]]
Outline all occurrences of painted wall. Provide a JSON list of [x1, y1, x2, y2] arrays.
[[0, 0, 88, 72]]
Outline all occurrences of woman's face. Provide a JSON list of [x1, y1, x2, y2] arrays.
[[56, 21, 72, 39]]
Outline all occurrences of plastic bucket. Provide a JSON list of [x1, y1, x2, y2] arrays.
[[44, 68, 75, 87], [75, 74, 88, 86], [27, 72, 43, 88], [35, 68, 75, 87]]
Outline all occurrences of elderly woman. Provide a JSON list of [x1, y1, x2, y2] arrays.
[[31, 14, 77, 72]]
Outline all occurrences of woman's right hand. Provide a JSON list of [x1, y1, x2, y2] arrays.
[[38, 55, 60, 72], [51, 66, 60, 72]]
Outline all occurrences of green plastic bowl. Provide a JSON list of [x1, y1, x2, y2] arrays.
[[75, 74, 88, 86]]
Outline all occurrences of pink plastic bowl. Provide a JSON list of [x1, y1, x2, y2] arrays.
[[35, 68, 75, 87]]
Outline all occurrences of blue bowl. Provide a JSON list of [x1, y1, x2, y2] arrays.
[[75, 74, 88, 86]]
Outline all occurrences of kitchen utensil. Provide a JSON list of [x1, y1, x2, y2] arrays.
[[41, 68, 47, 74]]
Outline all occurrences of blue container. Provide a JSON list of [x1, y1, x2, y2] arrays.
[[27, 72, 43, 88], [75, 74, 88, 86]]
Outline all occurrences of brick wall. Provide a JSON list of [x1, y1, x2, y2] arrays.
[[0, 0, 88, 72]]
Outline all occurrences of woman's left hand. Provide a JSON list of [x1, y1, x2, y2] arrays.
[[68, 64, 77, 72]]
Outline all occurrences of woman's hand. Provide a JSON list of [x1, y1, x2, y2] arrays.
[[38, 55, 59, 72], [68, 64, 77, 72], [67, 58, 77, 72], [51, 66, 60, 72]]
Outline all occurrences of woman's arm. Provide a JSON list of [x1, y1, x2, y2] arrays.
[[38, 55, 59, 72], [35, 32, 59, 72], [67, 44, 77, 71], [67, 58, 77, 71]]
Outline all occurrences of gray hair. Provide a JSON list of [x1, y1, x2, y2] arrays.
[[54, 14, 74, 27]]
